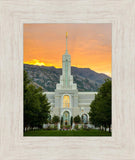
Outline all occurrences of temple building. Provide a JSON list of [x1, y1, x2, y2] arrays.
[[44, 33, 97, 125]]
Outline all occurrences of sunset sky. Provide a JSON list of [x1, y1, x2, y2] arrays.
[[24, 24, 111, 77]]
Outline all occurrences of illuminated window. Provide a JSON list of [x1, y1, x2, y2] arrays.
[[63, 95, 70, 108]]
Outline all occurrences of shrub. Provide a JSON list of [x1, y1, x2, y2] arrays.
[[65, 125, 71, 129], [71, 116, 73, 126], [52, 115, 60, 124], [60, 117, 63, 125], [75, 125, 78, 130], [74, 115, 81, 124]]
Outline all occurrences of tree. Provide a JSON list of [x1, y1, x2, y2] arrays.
[[37, 92, 51, 128], [89, 79, 111, 132], [60, 116, 63, 126], [52, 115, 60, 124], [24, 84, 41, 129], [71, 116, 73, 126], [74, 115, 81, 124], [24, 71, 51, 130]]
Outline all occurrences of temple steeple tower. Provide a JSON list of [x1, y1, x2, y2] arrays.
[[62, 32, 71, 88], [56, 32, 77, 90]]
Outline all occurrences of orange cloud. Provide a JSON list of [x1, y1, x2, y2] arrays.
[[24, 24, 112, 77]]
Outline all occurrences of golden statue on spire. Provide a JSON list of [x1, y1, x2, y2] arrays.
[[66, 32, 68, 38]]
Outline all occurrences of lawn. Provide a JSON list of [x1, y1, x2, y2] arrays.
[[24, 129, 111, 136]]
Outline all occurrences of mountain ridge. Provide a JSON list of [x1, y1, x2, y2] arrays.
[[24, 64, 111, 92]]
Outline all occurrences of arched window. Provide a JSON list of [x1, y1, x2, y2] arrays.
[[63, 95, 70, 108], [82, 114, 88, 124]]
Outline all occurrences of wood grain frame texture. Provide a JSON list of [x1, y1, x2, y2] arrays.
[[0, 0, 135, 160]]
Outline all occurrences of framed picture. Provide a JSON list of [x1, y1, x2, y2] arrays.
[[0, 0, 135, 159], [23, 23, 112, 136]]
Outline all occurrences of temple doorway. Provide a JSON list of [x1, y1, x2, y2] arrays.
[[63, 111, 70, 126]]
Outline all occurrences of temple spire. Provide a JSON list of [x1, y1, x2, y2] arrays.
[[65, 32, 68, 54]]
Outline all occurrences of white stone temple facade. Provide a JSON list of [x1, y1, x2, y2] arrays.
[[44, 33, 97, 125]]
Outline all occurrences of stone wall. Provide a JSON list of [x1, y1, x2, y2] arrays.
[[44, 91, 97, 119]]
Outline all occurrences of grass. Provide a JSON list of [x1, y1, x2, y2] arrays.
[[24, 129, 111, 136]]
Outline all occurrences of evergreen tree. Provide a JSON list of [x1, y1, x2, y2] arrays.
[[24, 71, 51, 130], [89, 79, 111, 132]]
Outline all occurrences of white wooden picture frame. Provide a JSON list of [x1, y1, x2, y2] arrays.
[[0, 0, 135, 159]]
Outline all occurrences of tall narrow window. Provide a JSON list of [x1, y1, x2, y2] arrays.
[[65, 60, 68, 88], [63, 95, 70, 108]]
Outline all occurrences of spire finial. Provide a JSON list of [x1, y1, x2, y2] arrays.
[[66, 32, 68, 53]]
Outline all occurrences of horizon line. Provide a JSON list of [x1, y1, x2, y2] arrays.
[[24, 63, 111, 77]]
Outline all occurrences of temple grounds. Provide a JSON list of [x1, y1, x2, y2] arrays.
[[24, 129, 111, 136]]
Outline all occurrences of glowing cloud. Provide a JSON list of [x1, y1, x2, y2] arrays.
[[24, 24, 112, 76]]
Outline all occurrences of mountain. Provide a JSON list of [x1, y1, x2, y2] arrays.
[[24, 64, 111, 92]]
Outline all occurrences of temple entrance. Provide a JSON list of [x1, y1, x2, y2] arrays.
[[82, 114, 88, 124], [63, 111, 70, 126]]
